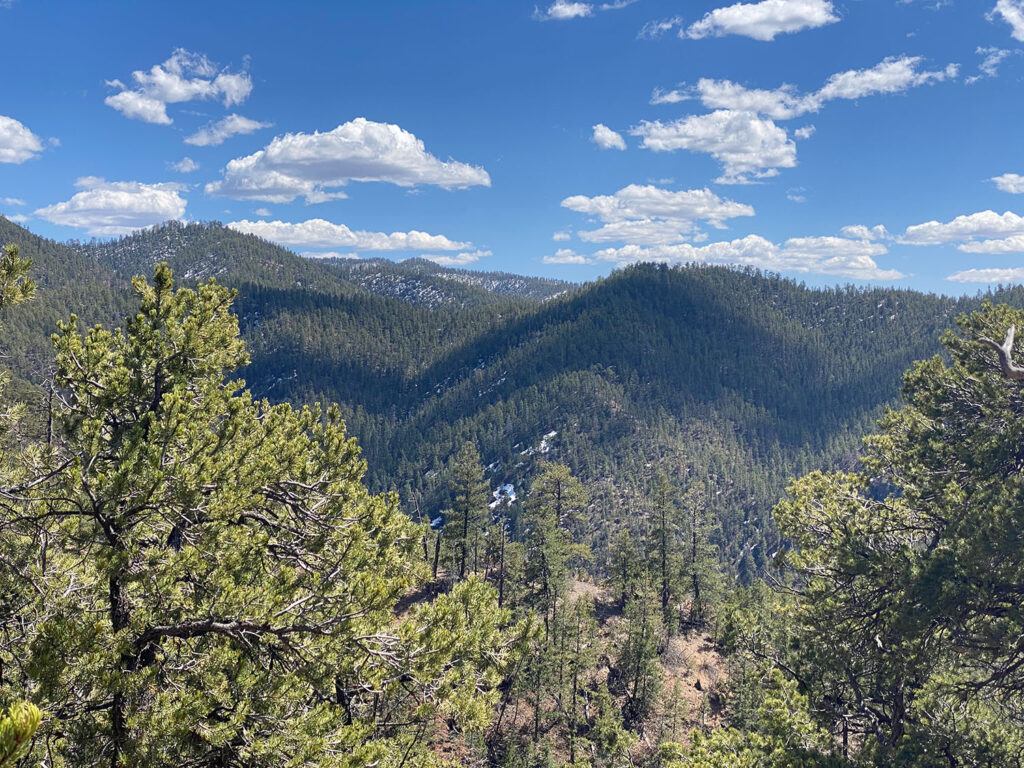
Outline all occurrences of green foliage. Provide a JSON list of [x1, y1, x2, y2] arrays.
[[670, 672, 846, 768], [614, 577, 663, 727], [445, 441, 491, 581], [6, 217, 1016, 586], [522, 463, 590, 632], [0, 265, 521, 767], [767, 301, 1024, 763], [0, 244, 34, 314], [0, 702, 41, 768]]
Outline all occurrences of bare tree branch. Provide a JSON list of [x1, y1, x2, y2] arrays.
[[980, 325, 1024, 380]]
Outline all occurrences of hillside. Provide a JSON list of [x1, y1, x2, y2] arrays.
[[322, 256, 572, 308], [1, 217, 1016, 577]]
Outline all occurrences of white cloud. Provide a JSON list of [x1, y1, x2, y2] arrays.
[[592, 124, 627, 150], [544, 248, 592, 264], [787, 187, 807, 202], [992, 173, 1024, 193], [685, 0, 839, 41], [34, 177, 187, 236], [632, 110, 796, 184], [588, 233, 902, 279], [423, 249, 491, 267], [637, 55, 955, 184], [562, 184, 754, 227], [105, 48, 252, 125], [639, 16, 684, 38], [676, 57, 957, 122], [227, 218, 473, 252], [4, 214, 29, 224], [534, 1, 592, 20], [0, 197, 25, 206], [207, 118, 491, 203], [989, 0, 1024, 41], [947, 267, 1024, 283], [958, 235, 1024, 254], [841, 224, 889, 240], [901, 210, 1024, 247], [254, 207, 272, 217], [692, 79, 813, 119], [562, 184, 755, 245], [0, 115, 44, 164], [816, 57, 958, 101], [170, 157, 200, 173], [185, 114, 272, 147], [650, 87, 691, 105], [967, 46, 1016, 83], [553, 231, 572, 241]]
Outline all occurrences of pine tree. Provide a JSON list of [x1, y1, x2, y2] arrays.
[[3, 265, 522, 767], [616, 576, 663, 728], [521, 463, 589, 635], [447, 441, 490, 581]]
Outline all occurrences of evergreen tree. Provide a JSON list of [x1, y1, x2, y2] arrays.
[[521, 463, 589, 634], [2, 266, 521, 767], [447, 441, 490, 581], [770, 301, 1024, 763], [615, 576, 663, 728], [650, 471, 683, 628]]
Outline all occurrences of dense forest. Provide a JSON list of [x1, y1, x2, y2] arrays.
[[1, 218, 1024, 766]]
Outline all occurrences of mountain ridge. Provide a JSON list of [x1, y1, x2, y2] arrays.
[[3, 216, 1020, 578]]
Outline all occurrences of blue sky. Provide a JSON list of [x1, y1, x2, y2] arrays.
[[2, 0, 1024, 292]]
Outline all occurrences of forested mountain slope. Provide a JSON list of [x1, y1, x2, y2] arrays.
[[322, 256, 572, 308], [1, 217, 1016, 575]]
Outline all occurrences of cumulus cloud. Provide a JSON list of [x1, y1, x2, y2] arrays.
[[185, 114, 272, 147], [0, 115, 44, 164], [227, 218, 473, 253], [991, 173, 1024, 193], [637, 56, 956, 183], [563, 184, 753, 227], [947, 267, 1024, 283], [841, 224, 889, 240], [423, 249, 491, 267], [170, 157, 199, 173], [989, 0, 1024, 41], [34, 177, 187, 236], [632, 110, 796, 184], [553, 231, 572, 241], [206, 118, 491, 203], [684, 0, 839, 41], [592, 124, 627, 150], [957, 235, 1024, 254], [671, 56, 958, 122], [4, 214, 29, 224], [901, 210, 1024, 250], [817, 57, 958, 101], [0, 197, 25, 206], [587, 233, 902, 279], [104, 49, 252, 125], [544, 248, 592, 264], [534, 1, 593, 20], [562, 185, 754, 245]]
